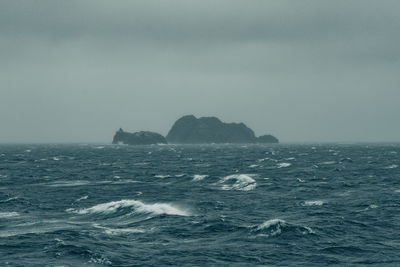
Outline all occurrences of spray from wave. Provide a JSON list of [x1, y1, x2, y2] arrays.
[[67, 200, 190, 216]]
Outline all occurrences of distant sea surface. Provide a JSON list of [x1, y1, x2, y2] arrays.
[[1, 144, 400, 266]]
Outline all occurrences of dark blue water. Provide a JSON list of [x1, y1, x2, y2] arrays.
[[1, 144, 400, 266]]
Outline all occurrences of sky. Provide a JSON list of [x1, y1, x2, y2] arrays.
[[1, 0, 399, 143]]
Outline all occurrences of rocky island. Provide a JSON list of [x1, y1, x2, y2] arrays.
[[113, 115, 279, 145], [112, 128, 167, 145]]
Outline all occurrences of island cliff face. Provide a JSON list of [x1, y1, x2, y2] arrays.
[[113, 115, 279, 145], [166, 115, 279, 144], [112, 129, 167, 145]]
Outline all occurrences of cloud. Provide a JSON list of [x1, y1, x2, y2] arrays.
[[0, 0, 399, 142]]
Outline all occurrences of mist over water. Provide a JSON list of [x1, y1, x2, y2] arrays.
[[1, 144, 400, 265]]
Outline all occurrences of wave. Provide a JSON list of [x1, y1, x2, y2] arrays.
[[0, 196, 19, 203], [277, 163, 291, 168], [219, 174, 257, 191], [303, 200, 324, 206], [193, 175, 208, 181], [67, 199, 189, 217], [320, 161, 336, 165], [46, 180, 91, 187], [154, 175, 171, 179], [76, 195, 89, 202], [0, 212, 20, 218], [385, 164, 398, 169], [92, 223, 145, 235], [252, 219, 314, 237]]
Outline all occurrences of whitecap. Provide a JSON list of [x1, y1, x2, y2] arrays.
[[249, 164, 259, 168], [76, 195, 88, 202], [320, 161, 336, 165], [254, 219, 314, 237], [113, 175, 121, 179], [256, 219, 286, 237], [385, 164, 398, 169], [0, 196, 19, 203], [175, 174, 185, 177], [193, 175, 208, 181], [93, 224, 145, 235], [303, 200, 324, 206], [277, 163, 291, 168], [46, 180, 90, 187], [155, 175, 170, 179], [67, 199, 189, 216], [134, 162, 148, 166], [53, 157, 61, 161], [219, 174, 257, 191], [0, 212, 20, 218], [297, 178, 305, 183], [257, 219, 286, 230]]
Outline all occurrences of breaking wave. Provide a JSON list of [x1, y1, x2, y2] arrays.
[[252, 219, 314, 237], [219, 174, 257, 191], [67, 200, 189, 217]]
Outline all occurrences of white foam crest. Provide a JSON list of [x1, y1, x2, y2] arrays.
[[257, 219, 286, 230], [320, 161, 336, 165], [385, 164, 398, 169], [76, 195, 88, 202], [277, 163, 291, 168], [303, 200, 324, 206], [155, 175, 170, 179], [256, 219, 286, 236], [220, 174, 257, 191], [0, 212, 20, 218], [0, 196, 19, 203], [193, 175, 208, 181], [47, 180, 90, 187], [68, 200, 189, 216], [249, 164, 259, 168], [93, 224, 145, 235], [255, 219, 314, 236]]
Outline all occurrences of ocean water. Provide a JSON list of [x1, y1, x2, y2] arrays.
[[1, 144, 400, 266]]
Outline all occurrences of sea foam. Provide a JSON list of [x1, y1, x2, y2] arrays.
[[67, 200, 189, 216]]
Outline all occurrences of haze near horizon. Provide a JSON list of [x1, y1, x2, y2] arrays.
[[1, 0, 399, 143]]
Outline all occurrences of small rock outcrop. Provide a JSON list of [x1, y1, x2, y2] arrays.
[[166, 115, 277, 144], [112, 128, 167, 145], [257, 134, 279, 144]]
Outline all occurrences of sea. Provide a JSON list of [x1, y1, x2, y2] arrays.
[[0, 143, 400, 266]]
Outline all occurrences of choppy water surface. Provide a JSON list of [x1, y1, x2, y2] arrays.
[[1, 144, 400, 266]]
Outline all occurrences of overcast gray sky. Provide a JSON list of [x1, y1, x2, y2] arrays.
[[1, 0, 399, 143]]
